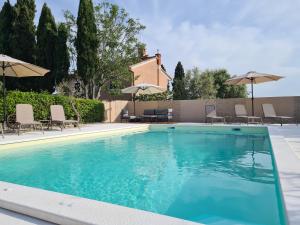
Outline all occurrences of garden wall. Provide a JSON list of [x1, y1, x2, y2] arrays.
[[103, 96, 300, 123]]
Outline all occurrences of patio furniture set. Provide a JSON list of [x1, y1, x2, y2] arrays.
[[1, 104, 79, 137], [206, 103, 293, 126], [121, 103, 293, 126], [121, 108, 173, 123]]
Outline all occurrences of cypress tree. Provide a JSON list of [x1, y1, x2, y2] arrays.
[[172, 61, 187, 100], [55, 23, 70, 84], [36, 3, 57, 92], [0, 0, 14, 55], [7, 0, 36, 91], [11, 0, 36, 63], [76, 0, 98, 98]]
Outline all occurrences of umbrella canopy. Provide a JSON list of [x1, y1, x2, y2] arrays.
[[225, 71, 283, 85], [0, 54, 50, 77], [225, 71, 283, 116], [122, 83, 164, 95], [1, 54, 50, 126], [122, 83, 165, 115]]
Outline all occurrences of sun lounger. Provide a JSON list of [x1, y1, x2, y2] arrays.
[[235, 104, 262, 124], [50, 105, 80, 131], [16, 104, 44, 135], [205, 105, 225, 124], [262, 103, 293, 126]]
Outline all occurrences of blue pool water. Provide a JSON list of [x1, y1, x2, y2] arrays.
[[0, 127, 286, 224]]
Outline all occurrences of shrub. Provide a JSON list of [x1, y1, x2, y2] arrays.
[[0, 91, 104, 123]]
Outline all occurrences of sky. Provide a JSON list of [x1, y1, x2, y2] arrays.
[[3, 0, 300, 97]]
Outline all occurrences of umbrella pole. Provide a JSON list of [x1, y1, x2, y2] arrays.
[[251, 79, 254, 116], [2, 63, 6, 128], [133, 94, 136, 116]]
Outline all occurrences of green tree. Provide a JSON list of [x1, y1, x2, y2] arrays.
[[172, 61, 187, 100], [36, 3, 57, 92], [76, 0, 98, 99], [186, 67, 216, 99], [0, 0, 14, 55], [7, 0, 36, 91], [55, 23, 70, 84], [11, 0, 36, 63], [93, 1, 145, 99], [211, 69, 247, 98]]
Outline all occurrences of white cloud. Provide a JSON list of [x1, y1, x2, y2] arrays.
[[139, 1, 300, 97]]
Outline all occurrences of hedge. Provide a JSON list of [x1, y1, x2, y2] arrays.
[[0, 91, 104, 123]]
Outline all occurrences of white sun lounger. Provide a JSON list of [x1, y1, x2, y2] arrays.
[[205, 105, 225, 124], [16, 104, 44, 135], [262, 103, 293, 126], [50, 105, 80, 131], [235, 104, 262, 124]]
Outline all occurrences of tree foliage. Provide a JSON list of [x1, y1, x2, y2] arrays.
[[76, 0, 99, 99], [6, 0, 37, 91], [55, 23, 70, 84], [93, 1, 145, 99], [0, 0, 14, 55], [184, 68, 247, 100], [36, 3, 57, 92], [186, 68, 217, 99], [172, 61, 187, 100], [211, 69, 247, 98]]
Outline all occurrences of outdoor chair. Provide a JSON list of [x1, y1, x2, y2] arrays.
[[235, 104, 262, 124], [121, 109, 130, 122], [205, 105, 225, 124], [262, 103, 293, 126], [16, 104, 44, 135], [50, 105, 80, 131], [142, 109, 157, 122]]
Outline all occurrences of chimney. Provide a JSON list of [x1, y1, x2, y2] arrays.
[[155, 50, 161, 65]]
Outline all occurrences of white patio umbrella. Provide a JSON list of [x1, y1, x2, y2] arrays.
[[225, 71, 283, 116], [122, 83, 165, 114], [0, 54, 50, 126]]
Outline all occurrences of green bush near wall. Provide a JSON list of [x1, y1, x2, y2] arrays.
[[0, 91, 104, 123]]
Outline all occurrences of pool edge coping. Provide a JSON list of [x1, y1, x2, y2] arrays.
[[268, 127, 300, 225]]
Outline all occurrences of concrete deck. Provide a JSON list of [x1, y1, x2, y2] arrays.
[[0, 123, 299, 225]]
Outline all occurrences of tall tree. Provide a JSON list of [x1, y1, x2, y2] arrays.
[[55, 23, 70, 84], [93, 1, 145, 99], [76, 0, 98, 99], [0, 0, 14, 55], [211, 69, 247, 98], [172, 61, 187, 100], [186, 67, 217, 99], [11, 0, 36, 63], [36, 3, 57, 92], [7, 0, 36, 90]]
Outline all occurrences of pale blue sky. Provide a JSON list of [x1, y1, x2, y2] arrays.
[[3, 0, 300, 97]]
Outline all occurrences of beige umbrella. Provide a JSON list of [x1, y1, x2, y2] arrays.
[[225, 71, 283, 116], [1, 54, 50, 125], [122, 83, 165, 114]]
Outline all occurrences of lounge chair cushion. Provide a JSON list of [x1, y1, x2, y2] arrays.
[[155, 109, 168, 115], [16, 104, 35, 123]]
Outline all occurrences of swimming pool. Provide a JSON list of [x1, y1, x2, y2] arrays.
[[0, 126, 287, 225]]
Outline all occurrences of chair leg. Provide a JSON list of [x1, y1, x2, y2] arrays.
[[41, 124, 44, 134], [18, 124, 21, 136]]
